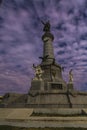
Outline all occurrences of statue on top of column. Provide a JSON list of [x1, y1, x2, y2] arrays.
[[41, 20, 51, 32]]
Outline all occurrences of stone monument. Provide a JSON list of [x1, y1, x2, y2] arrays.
[[27, 21, 67, 108], [31, 21, 66, 90]]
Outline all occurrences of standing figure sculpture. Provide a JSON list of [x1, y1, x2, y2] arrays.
[[32, 64, 43, 81], [41, 20, 51, 32], [69, 69, 73, 82]]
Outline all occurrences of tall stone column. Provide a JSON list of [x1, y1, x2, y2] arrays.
[[40, 21, 55, 64], [42, 32, 54, 63]]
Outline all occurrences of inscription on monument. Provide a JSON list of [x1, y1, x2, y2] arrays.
[[51, 83, 62, 90]]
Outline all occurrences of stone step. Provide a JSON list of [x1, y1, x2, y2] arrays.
[[1, 116, 87, 128], [6, 109, 33, 120], [0, 108, 85, 120], [0, 108, 33, 120], [0, 109, 14, 119], [82, 109, 87, 114], [33, 108, 82, 115]]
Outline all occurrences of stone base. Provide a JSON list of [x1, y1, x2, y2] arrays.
[[30, 80, 67, 94], [67, 83, 74, 90], [30, 80, 44, 91], [1, 90, 87, 109], [27, 90, 87, 108]]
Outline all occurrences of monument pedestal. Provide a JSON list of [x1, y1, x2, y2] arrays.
[[31, 80, 44, 91], [67, 82, 74, 90]]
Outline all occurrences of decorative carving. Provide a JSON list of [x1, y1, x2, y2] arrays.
[[32, 64, 44, 81], [52, 70, 56, 81]]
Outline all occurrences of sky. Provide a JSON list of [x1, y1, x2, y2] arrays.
[[0, 0, 87, 95]]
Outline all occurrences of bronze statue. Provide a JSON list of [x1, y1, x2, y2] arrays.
[[41, 20, 51, 32]]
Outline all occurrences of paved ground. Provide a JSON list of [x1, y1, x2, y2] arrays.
[[1, 118, 87, 128]]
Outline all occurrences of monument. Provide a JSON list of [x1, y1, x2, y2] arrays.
[[26, 21, 87, 108], [30, 21, 66, 91], [27, 21, 70, 107], [27, 21, 67, 108]]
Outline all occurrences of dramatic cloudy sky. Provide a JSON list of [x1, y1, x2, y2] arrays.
[[0, 0, 87, 95]]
